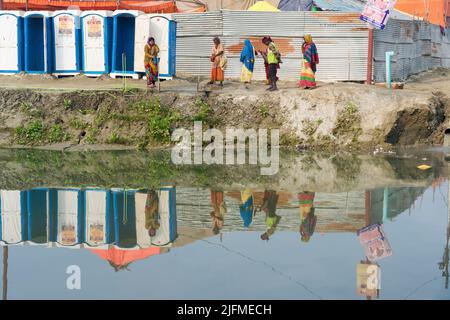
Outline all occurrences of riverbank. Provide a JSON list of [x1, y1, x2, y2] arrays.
[[0, 68, 449, 151]]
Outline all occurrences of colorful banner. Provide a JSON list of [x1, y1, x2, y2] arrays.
[[58, 15, 73, 35], [86, 16, 102, 38], [360, 0, 397, 30], [357, 223, 393, 261]]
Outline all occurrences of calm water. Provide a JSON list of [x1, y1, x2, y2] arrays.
[[0, 147, 450, 300]]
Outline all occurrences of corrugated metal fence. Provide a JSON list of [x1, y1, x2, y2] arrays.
[[174, 10, 369, 81], [374, 19, 450, 82]]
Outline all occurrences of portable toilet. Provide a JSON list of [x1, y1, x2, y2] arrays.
[[111, 10, 144, 79], [27, 188, 52, 244], [55, 189, 84, 247], [134, 14, 176, 79], [0, 11, 24, 75], [52, 10, 82, 76], [112, 189, 137, 248], [81, 11, 113, 77], [23, 11, 53, 74], [84, 188, 113, 248], [0, 190, 27, 245]]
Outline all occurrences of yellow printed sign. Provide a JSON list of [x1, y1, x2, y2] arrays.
[[87, 16, 102, 38], [58, 15, 73, 35]]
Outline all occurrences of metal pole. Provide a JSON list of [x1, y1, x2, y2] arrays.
[[366, 27, 374, 85], [382, 188, 389, 222], [2, 247, 8, 301], [365, 191, 371, 226]]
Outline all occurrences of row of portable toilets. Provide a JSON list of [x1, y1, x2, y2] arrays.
[[0, 10, 176, 78], [0, 187, 177, 248]]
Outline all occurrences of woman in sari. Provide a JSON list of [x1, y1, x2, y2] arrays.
[[299, 34, 319, 89], [210, 189, 227, 235], [298, 191, 317, 242], [144, 37, 160, 88], [239, 188, 254, 228], [240, 39, 255, 84], [209, 37, 225, 86]]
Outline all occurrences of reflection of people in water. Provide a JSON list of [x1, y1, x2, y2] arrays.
[[240, 188, 255, 228], [260, 190, 281, 241], [145, 190, 160, 237], [299, 192, 317, 242], [210, 189, 227, 234]]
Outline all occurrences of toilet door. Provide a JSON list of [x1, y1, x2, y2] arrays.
[[83, 15, 105, 72], [54, 14, 77, 71], [0, 14, 19, 71], [150, 16, 170, 76]]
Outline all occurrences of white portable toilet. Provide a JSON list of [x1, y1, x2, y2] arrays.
[[81, 11, 113, 77], [52, 10, 82, 76], [134, 14, 177, 79], [56, 189, 83, 248], [84, 188, 112, 248], [0, 11, 24, 75], [23, 11, 53, 74], [111, 10, 144, 79]]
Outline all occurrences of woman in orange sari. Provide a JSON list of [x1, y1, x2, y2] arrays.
[[144, 37, 160, 88], [209, 37, 225, 86]]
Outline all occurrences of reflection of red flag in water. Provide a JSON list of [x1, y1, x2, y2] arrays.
[[90, 246, 161, 271]]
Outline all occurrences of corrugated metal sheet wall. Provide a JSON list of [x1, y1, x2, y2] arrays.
[[373, 19, 450, 82], [174, 10, 369, 81]]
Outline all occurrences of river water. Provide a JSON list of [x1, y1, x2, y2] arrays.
[[0, 147, 449, 299]]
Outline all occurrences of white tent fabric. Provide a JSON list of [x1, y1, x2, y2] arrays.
[[85, 190, 108, 247], [0, 190, 22, 244], [57, 190, 79, 246]]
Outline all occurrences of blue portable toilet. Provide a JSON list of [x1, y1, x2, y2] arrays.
[[84, 188, 113, 247], [52, 10, 82, 76], [23, 11, 53, 74], [134, 14, 176, 79], [0, 11, 24, 74], [0, 190, 27, 245], [111, 10, 144, 79], [81, 11, 113, 77], [112, 189, 137, 248], [27, 188, 53, 244]]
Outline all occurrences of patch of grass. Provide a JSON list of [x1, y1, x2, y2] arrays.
[[20, 101, 44, 118], [86, 126, 99, 144], [332, 101, 362, 144], [69, 118, 88, 130], [107, 131, 128, 145], [48, 124, 70, 143], [63, 98, 73, 110], [134, 98, 180, 144], [15, 121, 46, 145], [259, 105, 269, 118], [193, 98, 213, 123]]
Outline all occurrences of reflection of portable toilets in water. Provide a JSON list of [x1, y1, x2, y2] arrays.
[[80, 11, 113, 77], [0, 190, 27, 245], [134, 14, 177, 79], [23, 11, 53, 74], [52, 10, 82, 77], [55, 189, 84, 248], [27, 188, 51, 245], [0, 11, 24, 75], [112, 189, 138, 249], [84, 188, 113, 248], [110, 10, 144, 79]]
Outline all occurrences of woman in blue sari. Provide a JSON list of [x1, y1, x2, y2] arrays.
[[240, 39, 255, 84]]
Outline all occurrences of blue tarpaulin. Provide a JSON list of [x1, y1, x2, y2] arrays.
[[312, 0, 364, 12], [278, 0, 314, 11]]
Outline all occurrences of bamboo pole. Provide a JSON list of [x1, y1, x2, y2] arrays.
[[2, 247, 8, 301]]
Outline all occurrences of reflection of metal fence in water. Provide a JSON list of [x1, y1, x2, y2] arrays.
[[175, 187, 367, 233]]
